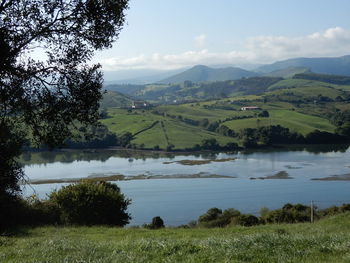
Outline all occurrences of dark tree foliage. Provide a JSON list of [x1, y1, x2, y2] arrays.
[[293, 73, 350, 85], [0, 0, 129, 228], [49, 181, 131, 226], [234, 214, 259, 227], [265, 203, 310, 224], [150, 216, 165, 229], [64, 124, 118, 148], [305, 130, 346, 144], [200, 138, 220, 150], [240, 125, 300, 147]]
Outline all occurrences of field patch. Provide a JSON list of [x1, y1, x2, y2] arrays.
[[223, 109, 335, 134]]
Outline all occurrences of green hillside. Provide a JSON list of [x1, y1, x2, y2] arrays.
[[223, 109, 335, 135], [257, 55, 350, 76], [126, 77, 282, 103], [98, 73, 350, 150], [264, 66, 309, 78], [100, 91, 133, 108], [101, 108, 234, 150], [2, 213, 350, 262], [294, 72, 350, 85]]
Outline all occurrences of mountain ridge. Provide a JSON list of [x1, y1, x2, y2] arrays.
[[158, 65, 258, 84], [256, 55, 350, 76]]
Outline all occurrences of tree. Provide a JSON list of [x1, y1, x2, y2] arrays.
[[0, 0, 129, 227], [149, 216, 165, 229], [49, 181, 131, 226], [119, 132, 133, 147]]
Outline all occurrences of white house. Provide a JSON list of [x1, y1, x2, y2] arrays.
[[131, 101, 148, 109], [241, 106, 261, 111]]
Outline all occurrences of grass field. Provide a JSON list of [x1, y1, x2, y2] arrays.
[[102, 108, 234, 149], [267, 79, 333, 90], [100, 102, 336, 149], [156, 104, 245, 121], [99, 78, 348, 150], [269, 86, 345, 100], [1, 213, 350, 262], [223, 109, 335, 134]]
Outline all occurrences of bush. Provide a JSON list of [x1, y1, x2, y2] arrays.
[[49, 181, 131, 226], [198, 207, 222, 223], [26, 197, 61, 225], [233, 214, 259, 226], [153, 145, 160, 150], [119, 132, 133, 147], [198, 208, 241, 228], [166, 144, 174, 151], [258, 110, 269, 117], [1, 194, 61, 231], [265, 203, 310, 224], [201, 138, 220, 150], [146, 216, 165, 229]]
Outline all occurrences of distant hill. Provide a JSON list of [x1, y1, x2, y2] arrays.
[[158, 65, 258, 84], [104, 84, 145, 95], [293, 72, 350, 85], [126, 77, 283, 103], [100, 90, 133, 108], [257, 55, 350, 76], [263, 67, 310, 78]]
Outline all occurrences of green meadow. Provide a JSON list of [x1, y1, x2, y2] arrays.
[[223, 110, 335, 135], [2, 213, 350, 262], [98, 76, 350, 150]]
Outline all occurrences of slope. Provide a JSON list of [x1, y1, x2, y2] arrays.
[[100, 90, 133, 108], [159, 65, 258, 84], [257, 55, 350, 76]]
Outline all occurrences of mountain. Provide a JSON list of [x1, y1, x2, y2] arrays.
[[158, 65, 258, 84], [104, 84, 145, 95], [257, 55, 350, 76], [263, 67, 310, 78]]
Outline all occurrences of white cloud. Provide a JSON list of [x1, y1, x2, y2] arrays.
[[99, 27, 350, 71], [194, 34, 207, 47]]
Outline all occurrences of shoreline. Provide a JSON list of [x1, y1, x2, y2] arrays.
[[23, 143, 350, 155], [24, 173, 236, 185]]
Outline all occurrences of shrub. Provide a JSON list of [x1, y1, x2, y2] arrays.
[[198, 208, 222, 223], [1, 194, 61, 231], [26, 197, 61, 225], [149, 216, 165, 229], [200, 138, 220, 150], [198, 208, 241, 228], [265, 203, 310, 224], [119, 132, 133, 147], [166, 144, 174, 151], [233, 214, 259, 226], [153, 145, 160, 150], [49, 181, 131, 226]]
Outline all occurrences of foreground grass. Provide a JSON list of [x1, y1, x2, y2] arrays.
[[1, 213, 350, 262]]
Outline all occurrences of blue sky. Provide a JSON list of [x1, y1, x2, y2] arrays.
[[92, 0, 350, 71]]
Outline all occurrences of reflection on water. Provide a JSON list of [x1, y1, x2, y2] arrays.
[[21, 145, 350, 226], [20, 144, 349, 166]]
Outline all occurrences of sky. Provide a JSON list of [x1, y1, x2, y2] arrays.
[[92, 0, 350, 71]]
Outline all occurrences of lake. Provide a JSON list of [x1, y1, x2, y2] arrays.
[[21, 145, 350, 226]]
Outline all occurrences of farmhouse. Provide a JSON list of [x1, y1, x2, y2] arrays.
[[241, 106, 261, 111], [131, 101, 149, 109]]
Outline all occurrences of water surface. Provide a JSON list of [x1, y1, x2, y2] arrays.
[[22, 145, 350, 225]]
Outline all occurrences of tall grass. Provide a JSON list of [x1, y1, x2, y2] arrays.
[[1, 213, 350, 262]]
